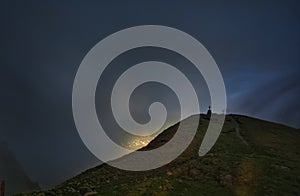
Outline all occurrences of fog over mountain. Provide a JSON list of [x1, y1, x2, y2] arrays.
[[0, 0, 299, 190], [0, 142, 39, 195]]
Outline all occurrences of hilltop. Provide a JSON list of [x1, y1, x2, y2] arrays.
[[18, 114, 300, 195]]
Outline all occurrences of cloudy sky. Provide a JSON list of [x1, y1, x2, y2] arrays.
[[1, 0, 299, 189]]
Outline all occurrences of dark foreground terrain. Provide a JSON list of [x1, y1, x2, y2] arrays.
[[18, 114, 300, 195], [0, 143, 39, 195]]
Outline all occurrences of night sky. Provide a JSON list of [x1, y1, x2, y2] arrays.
[[1, 0, 299, 189]]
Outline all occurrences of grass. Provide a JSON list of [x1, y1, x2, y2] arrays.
[[16, 114, 300, 196]]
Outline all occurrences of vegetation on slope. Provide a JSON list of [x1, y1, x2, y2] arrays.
[[17, 114, 300, 196]]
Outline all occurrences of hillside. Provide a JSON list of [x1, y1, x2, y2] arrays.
[[17, 114, 300, 195]]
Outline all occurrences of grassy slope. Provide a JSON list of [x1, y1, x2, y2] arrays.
[[18, 114, 300, 196]]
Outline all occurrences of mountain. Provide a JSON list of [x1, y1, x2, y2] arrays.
[[17, 114, 300, 195], [0, 142, 40, 195]]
